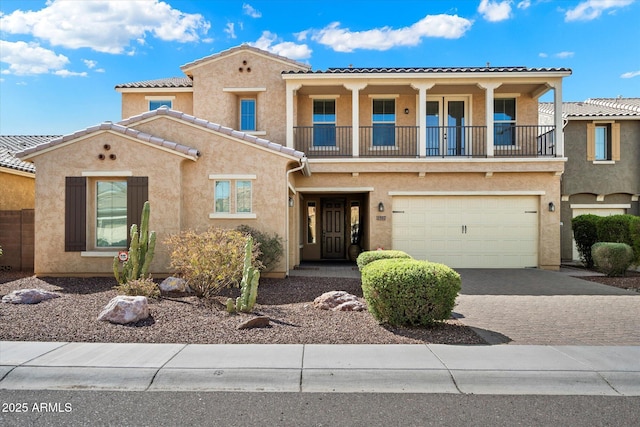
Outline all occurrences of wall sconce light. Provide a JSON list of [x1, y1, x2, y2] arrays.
[[548, 202, 555, 212], [288, 197, 295, 207], [404, 108, 410, 115], [378, 202, 385, 212]]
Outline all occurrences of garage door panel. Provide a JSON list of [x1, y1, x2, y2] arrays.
[[392, 196, 538, 268]]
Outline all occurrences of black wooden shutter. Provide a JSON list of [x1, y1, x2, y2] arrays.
[[65, 177, 87, 252], [126, 177, 149, 246]]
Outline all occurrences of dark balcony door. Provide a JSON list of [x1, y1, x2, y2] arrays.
[[322, 199, 345, 259]]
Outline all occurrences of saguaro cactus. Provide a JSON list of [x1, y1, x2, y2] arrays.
[[113, 201, 156, 284], [227, 237, 260, 313]]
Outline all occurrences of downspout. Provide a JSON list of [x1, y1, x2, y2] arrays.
[[285, 159, 308, 276]]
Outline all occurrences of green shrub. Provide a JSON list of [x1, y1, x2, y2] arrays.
[[164, 227, 261, 299], [361, 258, 461, 326], [572, 214, 600, 268], [630, 216, 640, 265], [356, 250, 413, 270], [597, 214, 636, 246], [236, 225, 283, 272], [591, 242, 634, 277], [115, 277, 160, 300]]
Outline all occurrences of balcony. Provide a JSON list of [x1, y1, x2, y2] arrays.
[[294, 125, 556, 158]]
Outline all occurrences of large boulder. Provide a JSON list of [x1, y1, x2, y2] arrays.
[[313, 291, 366, 312], [159, 276, 189, 293], [2, 289, 60, 304], [97, 295, 149, 324]]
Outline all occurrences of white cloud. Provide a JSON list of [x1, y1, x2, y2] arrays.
[[517, 0, 531, 9], [54, 70, 88, 78], [243, 3, 262, 18], [621, 70, 640, 78], [309, 14, 473, 53], [83, 59, 98, 69], [565, 0, 634, 22], [224, 22, 237, 39], [538, 52, 548, 58], [478, 0, 513, 22], [0, 0, 211, 54], [0, 40, 69, 75], [555, 51, 574, 58], [250, 31, 312, 60]]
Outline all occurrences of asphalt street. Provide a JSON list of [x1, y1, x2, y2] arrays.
[[1, 390, 639, 427]]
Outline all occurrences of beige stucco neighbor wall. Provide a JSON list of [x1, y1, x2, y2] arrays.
[[0, 171, 35, 210], [293, 164, 562, 270], [187, 50, 305, 145], [121, 92, 193, 119]]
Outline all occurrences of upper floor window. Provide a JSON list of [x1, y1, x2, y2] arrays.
[[313, 99, 336, 147], [587, 121, 620, 163], [148, 99, 173, 110], [595, 124, 611, 160], [372, 99, 395, 146], [240, 99, 256, 131], [494, 98, 516, 146]]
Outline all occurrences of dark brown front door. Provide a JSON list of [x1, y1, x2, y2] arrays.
[[322, 199, 345, 259]]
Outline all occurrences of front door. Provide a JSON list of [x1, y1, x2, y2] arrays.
[[426, 96, 468, 156], [322, 199, 346, 259]]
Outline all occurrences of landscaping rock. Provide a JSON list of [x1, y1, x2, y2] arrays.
[[2, 288, 61, 304], [159, 276, 189, 293], [97, 295, 149, 324], [237, 316, 271, 330], [313, 291, 366, 312]]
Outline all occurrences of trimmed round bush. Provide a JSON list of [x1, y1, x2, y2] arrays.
[[591, 242, 634, 277], [361, 258, 461, 326], [356, 250, 412, 270]]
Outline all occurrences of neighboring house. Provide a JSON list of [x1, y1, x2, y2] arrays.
[[17, 45, 570, 277], [540, 98, 640, 261], [0, 136, 57, 271]]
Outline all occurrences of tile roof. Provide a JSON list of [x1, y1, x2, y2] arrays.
[[0, 135, 59, 153], [539, 98, 640, 118], [17, 120, 201, 160], [284, 66, 572, 75], [16, 107, 306, 161], [115, 77, 193, 89], [181, 44, 311, 72], [119, 107, 306, 160], [0, 147, 35, 173]]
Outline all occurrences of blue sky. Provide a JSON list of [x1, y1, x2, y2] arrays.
[[1, 0, 639, 135]]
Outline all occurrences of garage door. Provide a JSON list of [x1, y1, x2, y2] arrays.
[[392, 196, 539, 268]]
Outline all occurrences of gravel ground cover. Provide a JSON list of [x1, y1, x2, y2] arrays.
[[0, 273, 484, 345]]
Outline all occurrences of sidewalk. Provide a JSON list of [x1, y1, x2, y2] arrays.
[[1, 341, 639, 395]]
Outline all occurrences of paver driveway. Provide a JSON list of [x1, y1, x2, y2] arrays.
[[455, 269, 640, 345]]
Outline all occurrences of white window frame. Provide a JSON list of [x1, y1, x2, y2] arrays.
[[146, 96, 175, 111], [209, 174, 257, 219]]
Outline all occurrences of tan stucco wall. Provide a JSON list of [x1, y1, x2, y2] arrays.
[[293, 165, 562, 269], [0, 171, 35, 210], [121, 92, 193, 119], [29, 131, 185, 276], [188, 50, 305, 145], [29, 116, 299, 277]]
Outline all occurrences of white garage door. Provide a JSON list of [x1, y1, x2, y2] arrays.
[[392, 196, 539, 268]]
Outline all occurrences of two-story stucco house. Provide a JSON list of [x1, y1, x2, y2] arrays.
[[18, 45, 571, 277], [540, 98, 640, 261]]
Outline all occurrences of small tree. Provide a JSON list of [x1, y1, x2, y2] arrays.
[[572, 214, 599, 268]]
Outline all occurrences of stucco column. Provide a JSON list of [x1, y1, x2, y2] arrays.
[[344, 83, 367, 157], [477, 82, 501, 157], [286, 82, 302, 149], [551, 81, 564, 157], [411, 83, 434, 157]]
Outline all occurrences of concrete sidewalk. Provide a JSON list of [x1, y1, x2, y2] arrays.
[[1, 341, 638, 395]]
